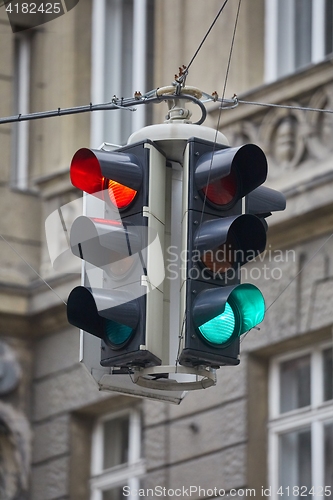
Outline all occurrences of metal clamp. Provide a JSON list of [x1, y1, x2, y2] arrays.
[[132, 364, 216, 391]]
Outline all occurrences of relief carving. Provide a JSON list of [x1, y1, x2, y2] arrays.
[[0, 342, 31, 500], [259, 104, 306, 177], [307, 84, 333, 159], [0, 403, 31, 500]]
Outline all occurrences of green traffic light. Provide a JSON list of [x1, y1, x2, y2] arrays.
[[193, 283, 265, 348], [105, 320, 133, 346], [199, 302, 236, 345]]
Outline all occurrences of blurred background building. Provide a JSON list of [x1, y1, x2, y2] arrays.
[[0, 0, 332, 498]]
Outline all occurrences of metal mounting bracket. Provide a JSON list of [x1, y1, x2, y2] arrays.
[[132, 364, 216, 391]]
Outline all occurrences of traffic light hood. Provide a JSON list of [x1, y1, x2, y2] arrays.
[[195, 144, 268, 207], [67, 286, 140, 338], [70, 216, 142, 268], [194, 214, 267, 270], [247, 185, 286, 218], [70, 148, 142, 196]]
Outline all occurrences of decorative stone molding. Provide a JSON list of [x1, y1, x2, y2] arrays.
[[307, 83, 333, 160], [0, 401, 31, 500], [0, 343, 30, 499], [0, 342, 21, 396]]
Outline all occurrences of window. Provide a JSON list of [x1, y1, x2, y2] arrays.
[[90, 408, 144, 500], [268, 344, 333, 499], [12, 31, 32, 190], [91, 0, 154, 148], [265, 0, 333, 82]]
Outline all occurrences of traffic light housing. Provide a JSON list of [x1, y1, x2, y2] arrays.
[[67, 141, 166, 368], [179, 137, 279, 368]]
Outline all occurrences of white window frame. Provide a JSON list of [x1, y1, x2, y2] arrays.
[[90, 407, 145, 500], [268, 342, 333, 499], [90, 0, 148, 148], [265, 0, 327, 82], [12, 31, 31, 190]]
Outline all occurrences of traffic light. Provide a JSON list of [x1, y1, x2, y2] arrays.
[[67, 140, 166, 368], [179, 137, 283, 368]]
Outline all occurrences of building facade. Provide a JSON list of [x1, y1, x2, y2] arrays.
[[0, 0, 332, 499]]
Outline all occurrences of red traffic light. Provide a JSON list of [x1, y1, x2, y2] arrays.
[[70, 148, 142, 209], [70, 148, 104, 195]]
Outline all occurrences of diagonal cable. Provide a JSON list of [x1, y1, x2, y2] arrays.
[[0, 234, 67, 306], [197, 0, 242, 234], [184, 0, 231, 77]]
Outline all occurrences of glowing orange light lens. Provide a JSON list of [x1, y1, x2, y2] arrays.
[[107, 179, 137, 208]]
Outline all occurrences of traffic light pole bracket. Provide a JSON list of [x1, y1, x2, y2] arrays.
[[132, 364, 216, 391]]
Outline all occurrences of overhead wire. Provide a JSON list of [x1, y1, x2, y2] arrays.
[[6, 95, 333, 189], [235, 98, 333, 114], [0, 92, 207, 125], [178, 0, 231, 85], [197, 0, 242, 230]]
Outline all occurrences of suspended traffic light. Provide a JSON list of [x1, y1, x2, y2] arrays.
[[179, 137, 284, 368], [67, 141, 166, 368]]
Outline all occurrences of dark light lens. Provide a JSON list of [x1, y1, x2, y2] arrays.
[[202, 171, 237, 206], [201, 236, 236, 274], [105, 319, 133, 347], [109, 255, 135, 277]]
